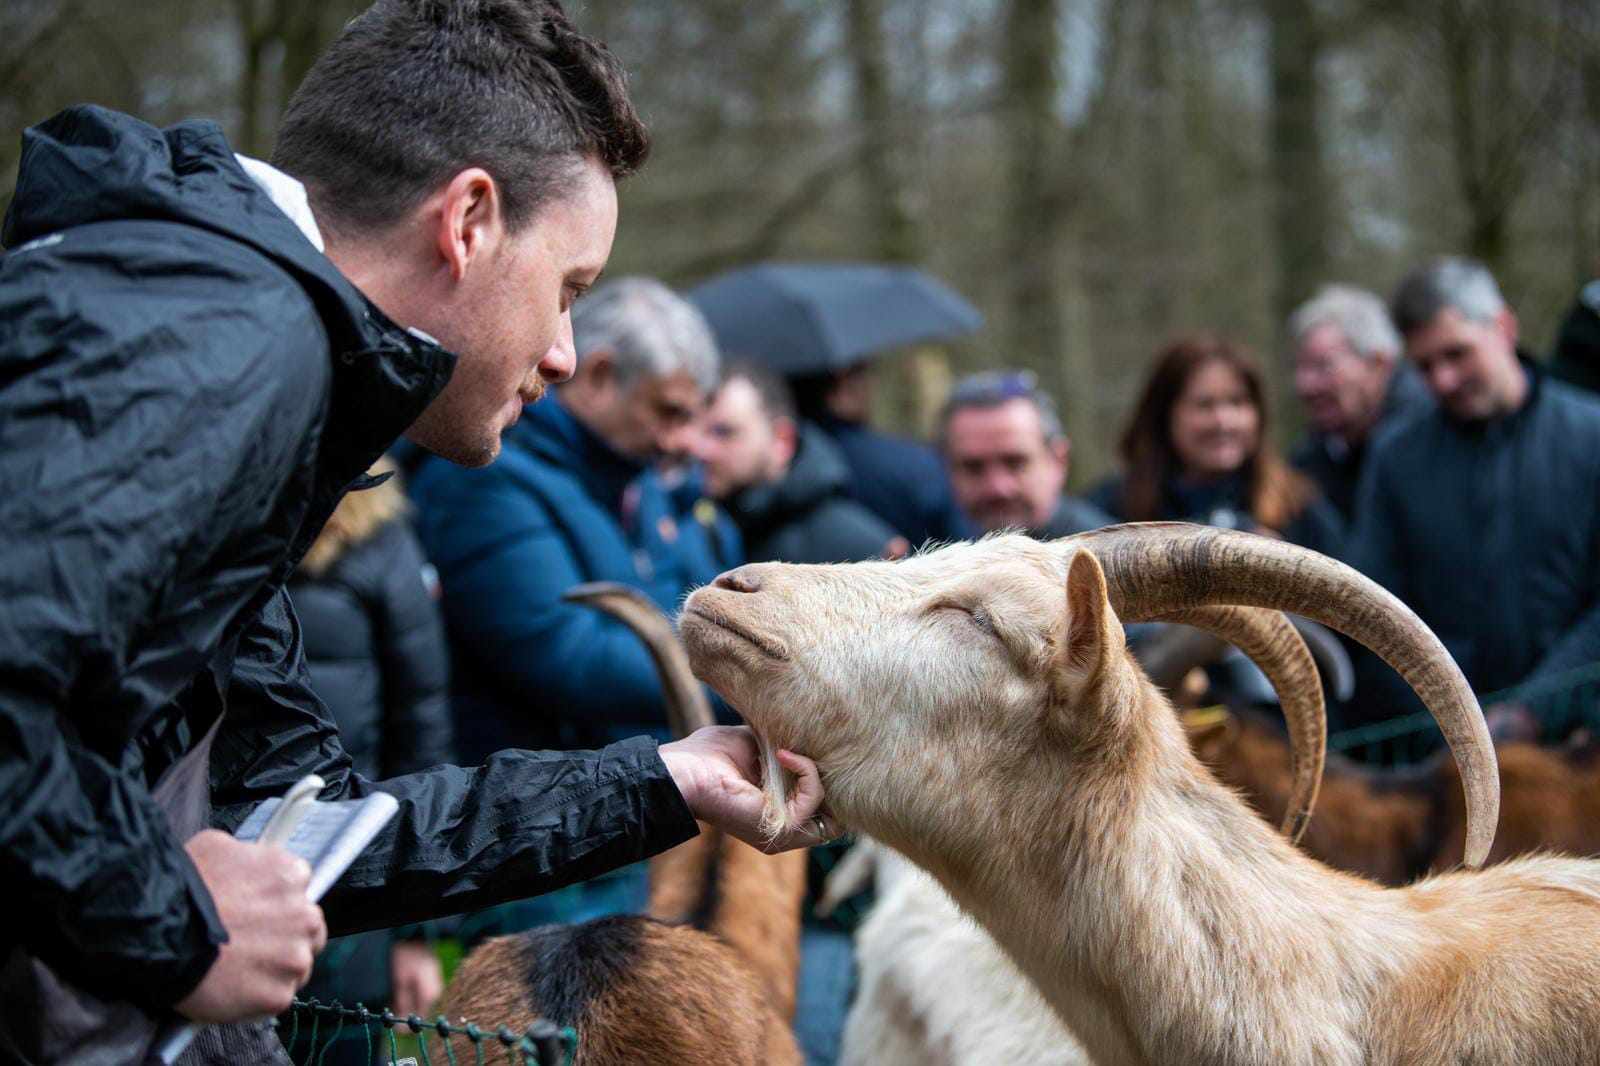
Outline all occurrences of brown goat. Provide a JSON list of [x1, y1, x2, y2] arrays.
[[443, 584, 807, 1065], [1187, 705, 1600, 884]]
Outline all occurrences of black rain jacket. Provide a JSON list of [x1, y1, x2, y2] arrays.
[[0, 106, 696, 1017]]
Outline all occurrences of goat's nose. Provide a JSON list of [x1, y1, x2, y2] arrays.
[[715, 567, 763, 594]]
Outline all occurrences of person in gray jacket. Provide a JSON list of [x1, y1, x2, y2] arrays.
[[1347, 256, 1600, 732]]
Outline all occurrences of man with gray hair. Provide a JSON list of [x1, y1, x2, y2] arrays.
[[1287, 284, 1433, 521], [940, 370, 1113, 538], [1346, 256, 1600, 733], [411, 276, 728, 762]]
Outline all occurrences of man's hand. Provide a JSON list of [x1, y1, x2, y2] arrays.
[[659, 725, 834, 852], [173, 830, 328, 1022], [389, 940, 445, 1019]]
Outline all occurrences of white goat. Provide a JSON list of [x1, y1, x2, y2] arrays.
[[823, 594, 1331, 1066], [679, 524, 1600, 1066], [823, 840, 1091, 1066]]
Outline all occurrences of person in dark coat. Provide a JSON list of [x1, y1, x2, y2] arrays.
[[0, 6, 829, 1061], [410, 278, 730, 761], [792, 364, 976, 548], [939, 369, 1114, 539], [287, 464, 453, 1057], [1549, 275, 1600, 397], [1090, 333, 1345, 559], [1347, 256, 1600, 733], [1286, 284, 1435, 523], [698, 361, 903, 565]]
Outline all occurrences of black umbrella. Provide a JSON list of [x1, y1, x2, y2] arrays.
[[687, 261, 985, 376]]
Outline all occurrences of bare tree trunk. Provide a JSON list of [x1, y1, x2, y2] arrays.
[[1266, 0, 1331, 329], [1002, 0, 1066, 398], [846, 0, 921, 264], [1439, 0, 1537, 275]]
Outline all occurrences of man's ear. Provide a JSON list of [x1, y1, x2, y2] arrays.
[[771, 415, 799, 471], [436, 168, 503, 283], [1051, 548, 1126, 704], [1496, 306, 1520, 348]]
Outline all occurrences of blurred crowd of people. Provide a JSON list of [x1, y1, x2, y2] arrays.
[[305, 251, 1599, 1064]]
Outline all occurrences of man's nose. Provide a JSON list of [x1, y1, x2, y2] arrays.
[[539, 311, 577, 383], [981, 467, 1019, 498], [715, 567, 763, 594]]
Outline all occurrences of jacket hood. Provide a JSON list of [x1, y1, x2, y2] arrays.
[[4, 106, 366, 331], [4, 106, 456, 488], [729, 421, 852, 535]]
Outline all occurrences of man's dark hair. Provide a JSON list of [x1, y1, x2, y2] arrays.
[[724, 360, 796, 424], [271, 0, 649, 237]]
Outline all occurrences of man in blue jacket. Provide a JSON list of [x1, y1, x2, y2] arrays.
[[1348, 257, 1600, 731], [0, 3, 827, 1061], [412, 277, 729, 759]]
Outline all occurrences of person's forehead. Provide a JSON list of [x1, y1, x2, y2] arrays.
[[1183, 360, 1248, 396], [1297, 322, 1353, 359], [710, 376, 766, 421], [1407, 307, 1485, 355], [646, 369, 706, 407], [947, 399, 1048, 452], [529, 158, 618, 260]]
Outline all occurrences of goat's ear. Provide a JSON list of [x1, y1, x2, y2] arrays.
[[1051, 548, 1126, 702]]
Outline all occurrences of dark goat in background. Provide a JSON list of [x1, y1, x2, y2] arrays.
[[1185, 704, 1600, 885]]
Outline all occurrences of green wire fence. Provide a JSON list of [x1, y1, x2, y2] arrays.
[[279, 998, 576, 1066], [1328, 661, 1600, 767]]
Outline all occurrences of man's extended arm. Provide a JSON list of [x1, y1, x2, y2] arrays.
[[208, 589, 702, 936]]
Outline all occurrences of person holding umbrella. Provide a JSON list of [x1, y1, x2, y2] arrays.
[[690, 262, 981, 548]]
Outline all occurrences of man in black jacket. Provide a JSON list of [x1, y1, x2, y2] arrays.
[[697, 361, 903, 565], [0, 2, 827, 1061], [1347, 256, 1600, 728]]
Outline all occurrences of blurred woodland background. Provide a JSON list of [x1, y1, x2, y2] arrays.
[[4, 0, 1598, 486]]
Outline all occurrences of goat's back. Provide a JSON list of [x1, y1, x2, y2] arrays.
[[1188, 707, 1435, 884], [442, 915, 801, 1066], [1429, 739, 1600, 871]]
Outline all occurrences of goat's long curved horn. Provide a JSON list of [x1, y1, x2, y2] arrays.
[[1069, 521, 1499, 868], [562, 582, 714, 738], [1150, 605, 1324, 844]]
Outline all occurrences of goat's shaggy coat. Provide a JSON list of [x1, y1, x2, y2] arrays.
[[682, 530, 1600, 1066]]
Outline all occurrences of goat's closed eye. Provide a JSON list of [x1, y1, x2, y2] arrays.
[[938, 602, 997, 637]]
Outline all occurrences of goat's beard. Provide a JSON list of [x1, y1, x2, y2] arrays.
[[752, 727, 799, 843]]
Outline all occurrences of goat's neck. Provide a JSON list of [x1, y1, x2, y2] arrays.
[[866, 701, 1402, 1066]]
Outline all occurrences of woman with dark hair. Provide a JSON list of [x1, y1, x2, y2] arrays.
[[1092, 333, 1344, 557]]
